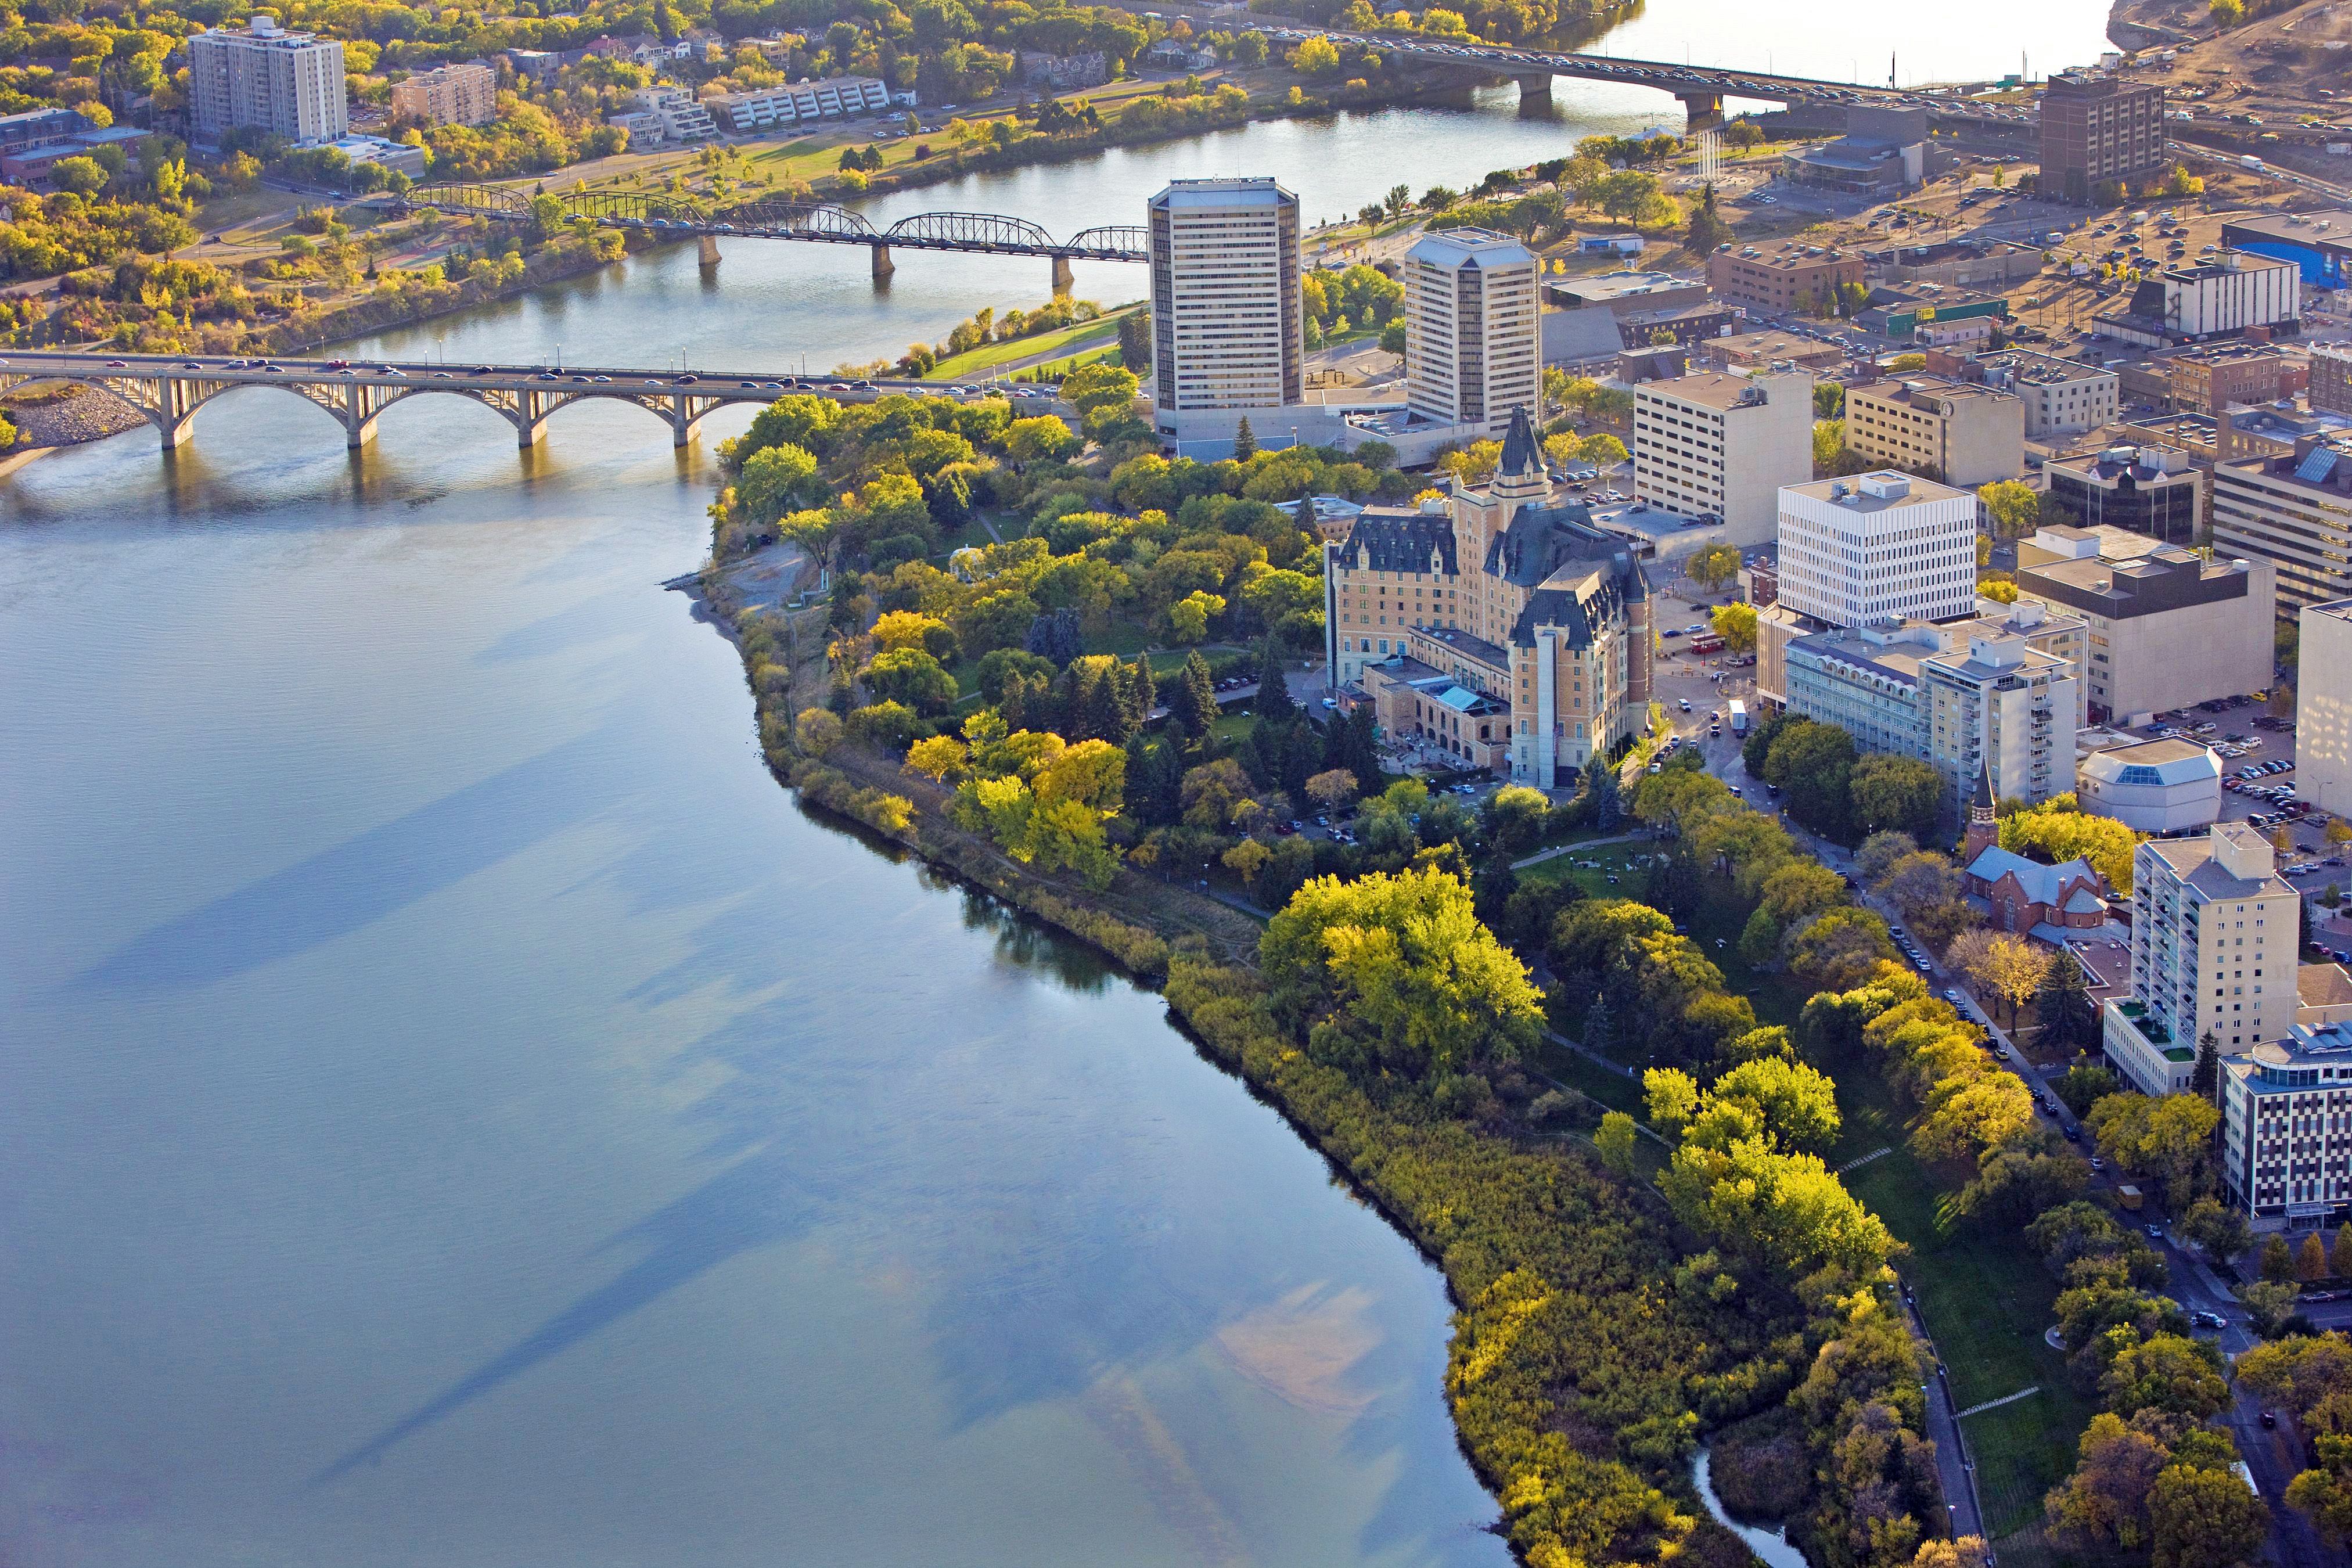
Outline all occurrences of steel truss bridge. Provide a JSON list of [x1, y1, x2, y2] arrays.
[[1249, 26, 2033, 131], [402, 184, 1148, 290], [0, 351, 1042, 453]]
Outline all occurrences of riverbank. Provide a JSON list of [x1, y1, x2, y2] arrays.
[[686, 562, 1792, 1568]]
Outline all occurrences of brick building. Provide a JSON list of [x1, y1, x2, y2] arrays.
[[1704, 240, 1864, 315], [2037, 71, 2166, 203]]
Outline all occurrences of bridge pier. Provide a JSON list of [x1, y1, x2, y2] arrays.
[[338, 382, 389, 449], [1050, 254, 1074, 295], [1512, 71, 1553, 105], [699, 233, 721, 267], [871, 243, 894, 282], [668, 392, 704, 448], [154, 376, 203, 450], [513, 389, 553, 449], [1677, 91, 1726, 129]]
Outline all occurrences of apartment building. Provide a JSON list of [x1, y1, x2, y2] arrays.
[[1776, 470, 1978, 627], [2312, 343, 2351, 418], [1783, 620, 1938, 758], [1972, 348, 2120, 439], [1631, 369, 1812, 545], [189, 17, 347, 145], [1704, 240, 1864, 315], [625, 87, 717, 141], [1922, 629, 2078, 818], [1325, 411, 1652, 783], [2211, 440, 2352, 615], [2167, 341, 2293, 415], [389, 60, 495, 127], [2222, 1021, 2352, 1229], [2037, 71, 2166, 203], [2106, 823, 2299, 1096], [2299, 596, 2352, 820], [707, 75, 891, 131], [2012, 524, 2275, 722], [2044, 443, 2202, 546], [1402, 228, 1541, 438], [1148, 178, 1302, 427], [1843, 375, 2025, 485]]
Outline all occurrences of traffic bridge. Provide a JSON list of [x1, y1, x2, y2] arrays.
[[0, 351, 1054, 453]]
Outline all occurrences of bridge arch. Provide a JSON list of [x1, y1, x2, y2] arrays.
[[1067, 225, 1149, 256], [882, 211, 1053, 250], [718, 199, 876, 238]]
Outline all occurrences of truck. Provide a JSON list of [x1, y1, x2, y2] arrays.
[[2116, 1182, 2144, 1211], [1728, 699, 1748, 735]]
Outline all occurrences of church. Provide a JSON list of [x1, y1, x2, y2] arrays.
[[1321, 409, 1655, 787]]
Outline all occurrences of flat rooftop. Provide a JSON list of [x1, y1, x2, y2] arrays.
[[1637, 371, 1792, 410], [1783, 472, 1968, 510]]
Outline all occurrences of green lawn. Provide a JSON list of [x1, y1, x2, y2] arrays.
[[1963, 1391, 2091, 1542], [925, 315, 1125, 380]]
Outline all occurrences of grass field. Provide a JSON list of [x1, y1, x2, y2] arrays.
[[924, 315, 1125, 380]]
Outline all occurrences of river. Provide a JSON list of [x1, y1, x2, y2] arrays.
[[0, 9, 2112, 1562]]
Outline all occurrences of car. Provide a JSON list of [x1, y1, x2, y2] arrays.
[[2145, 1224, 2164, 1239], [2090, 1155, 2105, 1171], [105, 358, 128, 368], [1942, 988, 1960, 1002], [2063, 1124, 2081, 1142], [1679, 698, 1692, 711], [2263, 1410, 2279, 1429], [2192, 1310, 2227, 1330]]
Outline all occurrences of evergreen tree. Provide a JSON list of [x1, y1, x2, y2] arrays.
[[2035, 949, 2100, 1056], [1024, 607, 1084, 666], [1081, 663, 1125, 743], [1589, 762, 1621, 831], [1342, 704, 1380, 785], [1233, 722, 1274, 786], [1584, 991, 1615, 1056], [1173, 650, 1219, 740], [2193, 1029, 2221, 1101], [1280, 721, 1318, 797], [1233, 416, 1257, 461], [1127, 655, 1157, 725], [1116, 308, 1152, 373], [1253, 639, 1293, 718]]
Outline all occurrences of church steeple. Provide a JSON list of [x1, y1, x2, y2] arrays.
[[1962, 763, 1999, 862]]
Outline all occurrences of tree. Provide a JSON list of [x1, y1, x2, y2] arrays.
[[2047, 1411, 2170, 1549], [1849, 753, 1942, 842], [1116, 308, 1152, 373], [1004, 416, 1079, 463], [1761, 719, 1857, 838], [2036, 949, 2101, 1054], [1595, 1111, 1639, 1174], [1685, 543, 1742, 592], [1172, 652, 1219, 741], [1980, 480, 2041, 540], [2103, 1334, 2232, 1421], [2193, 1029, 2221, 1099], [50, 155, 107, 196], [865, 648, 960, 715], [1684, 181, 1732, 254], [1232, 417, 1257, 461], [2148, 1463, 2267, 1568], [1253, 640, 1293, 717], [2265, 1234, 2300, 1283], [1710, 602, 1758, 657], [2001, 797, 2142, 894], [1286, 35, 1342, 73], [2178, 1196, 2252, 1264]]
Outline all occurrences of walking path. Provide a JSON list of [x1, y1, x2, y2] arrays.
[[1954, 1386, 2041, 1419]]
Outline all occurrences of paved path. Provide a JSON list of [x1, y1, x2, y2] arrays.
[[1905, 1292, 1988, 1543]]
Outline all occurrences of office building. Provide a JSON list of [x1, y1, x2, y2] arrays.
[[1699, 330, 1844, 375], [1843, 375, 2026, 485], [2212, 440, 2352, 616], [1402, 228, 1541, 438], [2013, 524, 2274, 722], [1922, 629, 2078, 818], [2097, 251, 2303, 348], [2044, 443, 2202, 546], [1782, 104, 1932, 193], [2300, 597, 2352, 821], [1148, 178, 1302, 429], [1325, 411, 1652, 782], [389, 60, 495, 127], [1631, 369, 1811, 545], [1776, 470, 1978, 628], [2218, 401, 2352, 466], [188, 17, 347, 145], [1971, 348, 2120, 439], [2221, 1019, 2352, 1229], [2314, 343, 2352, 418], [2106, 822, 2300, 1099], [2167, 342, 2294, 415], [2037, 71, 2165, 203], [2078, 736, 2222, 832], [1704, 240, 1865, 315]]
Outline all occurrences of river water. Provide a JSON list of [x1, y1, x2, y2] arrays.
[[0, 8, 2111, 1562]]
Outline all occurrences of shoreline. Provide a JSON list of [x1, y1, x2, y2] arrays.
[[678, 568, 1767, 1567]]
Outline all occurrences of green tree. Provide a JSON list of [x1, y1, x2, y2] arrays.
[[1979, 479, 2041, 540], [1253, 640, 1293, 717], [1762, 719, 1858, 838], [1595, 1110, 1639, 1174], [1232, 417, 1257, 461], [864, 647, 960, 715], [2147, 1463, 2267, 1568], [736, 441, 822, 523], [1683, 181, 1732, 253], [50, 155, 108, 196], [1848, 753, 1941, 841], [2036, 949, 2101, 1054]]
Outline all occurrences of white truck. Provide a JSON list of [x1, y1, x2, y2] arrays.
[[1728, 699, 1749, 735]]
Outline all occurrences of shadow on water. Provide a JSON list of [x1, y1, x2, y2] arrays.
[[70, 731, 614, 995]]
